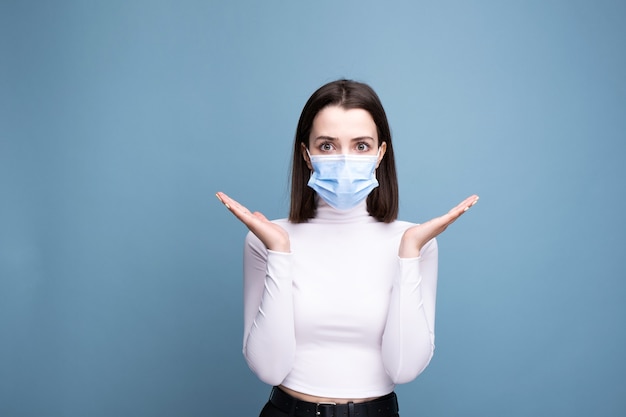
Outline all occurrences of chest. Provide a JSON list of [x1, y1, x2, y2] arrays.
[[284, 223, 406, 342]]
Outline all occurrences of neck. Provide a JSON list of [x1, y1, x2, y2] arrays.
[[310, 197, 375, 224]]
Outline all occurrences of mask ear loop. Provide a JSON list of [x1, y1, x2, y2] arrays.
[[374, 146, 384, 171], [305, 148, 314, 177]]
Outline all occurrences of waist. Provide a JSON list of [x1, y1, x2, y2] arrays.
[[269, 386, 399, 417], [279, 385, 381, 404]]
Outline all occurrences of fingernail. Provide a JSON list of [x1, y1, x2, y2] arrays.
[[225, 203, 231, 209], [464, 206, 470, 212], [215, 193, 223, 203]]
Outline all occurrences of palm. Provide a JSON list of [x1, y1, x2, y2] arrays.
[[399, 195, 479, 258], [216, 192, 290, 252]]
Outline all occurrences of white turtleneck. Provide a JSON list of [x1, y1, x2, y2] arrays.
[[242, 199, 438, 399]]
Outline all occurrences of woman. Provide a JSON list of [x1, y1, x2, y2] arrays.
[[216, 79, 478, 417]]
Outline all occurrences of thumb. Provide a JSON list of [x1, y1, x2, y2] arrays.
[[252, 212, 268, 221]]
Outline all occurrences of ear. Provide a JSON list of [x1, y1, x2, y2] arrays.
[[376, 142, 387, 169], [301, 142, 313, 170]]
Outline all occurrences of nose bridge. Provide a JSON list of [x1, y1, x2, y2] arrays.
[[337, 156, 351, 176]]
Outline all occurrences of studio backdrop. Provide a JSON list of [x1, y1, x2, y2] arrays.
[[1, 1, 625, 416]]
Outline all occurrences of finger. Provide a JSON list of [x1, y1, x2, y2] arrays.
[[215, 191, 228, 207], [449, 195, 479, 216], [216, 192, 235, 208], [252, 211, 269, 222], [216, 192, 255, 222], [458, 194, 479, 209], [436, 195, 479, 227], [216, 192, 245, 213], [463, 195, 480, 210]]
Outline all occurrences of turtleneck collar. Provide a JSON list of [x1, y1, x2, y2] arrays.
[[309, 196, 377, 224]]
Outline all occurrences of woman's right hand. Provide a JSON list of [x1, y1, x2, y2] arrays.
[[216, 192, 290, 253]]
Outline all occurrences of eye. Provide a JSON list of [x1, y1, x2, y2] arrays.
[[356, 142, 370, 152], [319, 142, 334, 152]]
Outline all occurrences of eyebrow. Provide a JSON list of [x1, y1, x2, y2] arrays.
[[313, 136, 376, 142]]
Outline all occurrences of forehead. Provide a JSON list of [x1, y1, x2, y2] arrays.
[[310, 106, 377, 140]]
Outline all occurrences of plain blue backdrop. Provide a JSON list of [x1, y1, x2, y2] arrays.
[[1, 1, 625, 416]]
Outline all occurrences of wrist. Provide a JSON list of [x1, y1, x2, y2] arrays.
[[398, 241, 420, 258], [268, 240, 291, 253]]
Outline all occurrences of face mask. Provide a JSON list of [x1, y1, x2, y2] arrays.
[[306, 149, 380, 211]]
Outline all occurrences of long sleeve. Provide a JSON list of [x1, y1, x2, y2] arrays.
[[242, 231, 296, 385], [381, 237, 439, 383]]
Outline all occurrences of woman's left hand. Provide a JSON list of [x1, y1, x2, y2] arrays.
[[399, 195, 479, 258]]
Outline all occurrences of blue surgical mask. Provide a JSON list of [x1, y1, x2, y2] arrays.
[[306, 149, 380, 211]]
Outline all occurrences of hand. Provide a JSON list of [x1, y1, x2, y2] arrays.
[[399, 195, 479, 258], [216, 192, 290, 253]]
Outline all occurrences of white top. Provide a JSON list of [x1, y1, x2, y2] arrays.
[[242, 198, 438, 398]]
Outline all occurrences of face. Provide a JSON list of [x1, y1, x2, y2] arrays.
[[302, 105, 387, 170]]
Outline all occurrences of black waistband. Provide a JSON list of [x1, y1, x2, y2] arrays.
[[269, 387, 399, 417]]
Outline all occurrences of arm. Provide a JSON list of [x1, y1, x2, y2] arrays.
[[242, 231, 296, 385], [382, 194, 478, 382], [215, 192, 295, 385], [382, 238, 438, 383]]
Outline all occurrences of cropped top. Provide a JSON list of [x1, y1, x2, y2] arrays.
[[242, 198, 438, 398]]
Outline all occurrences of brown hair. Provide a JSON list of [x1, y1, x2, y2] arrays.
[[288, 79, 399, 223]]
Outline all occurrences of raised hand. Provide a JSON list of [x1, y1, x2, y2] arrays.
[[216, 192, 290, 253], [399, 195, 479, 258]]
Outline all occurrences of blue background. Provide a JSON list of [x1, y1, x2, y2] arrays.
[[2, 1, 625, 416]]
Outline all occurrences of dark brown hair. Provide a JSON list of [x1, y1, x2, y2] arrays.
[[288, 79, 399, 223]]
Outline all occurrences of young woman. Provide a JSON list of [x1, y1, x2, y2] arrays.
[[216, 79, 478, 417]]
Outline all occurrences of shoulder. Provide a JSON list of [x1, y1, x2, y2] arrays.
[[391, 219, 416, 228], [382, 219, 416, 234]]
